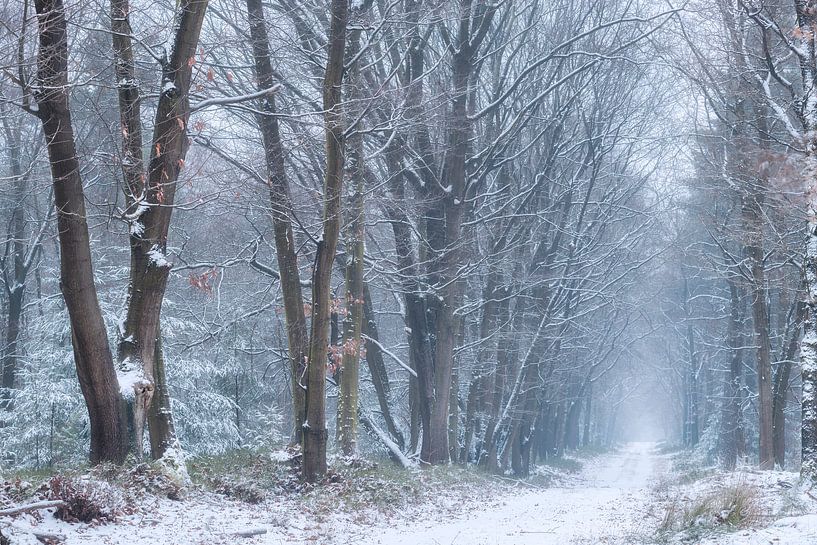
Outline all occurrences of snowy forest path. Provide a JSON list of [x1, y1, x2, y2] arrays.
[[357, 442, 666, 545]]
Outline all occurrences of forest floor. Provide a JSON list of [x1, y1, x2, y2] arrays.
[[2, 443, 817, 544]]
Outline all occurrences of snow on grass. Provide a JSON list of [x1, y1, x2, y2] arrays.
[[0, 451, 542, 545], [156, 440, 192, 487], [652, 454, 817, 545]]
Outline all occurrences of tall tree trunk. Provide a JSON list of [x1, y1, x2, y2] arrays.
[[803, 208, 817, 478], [743, 193, 773, 468], [582, 383, 592, 448], [381, 151, 433, 457], [721, 278, 743, 469], [424, 31, 473, 466], [111, 0, 209, 458], [773, 299, 804, 467], [682, 277, 699, 447], [0, 116, 25, 411], [337, 24, 364, 456], [302, 0, 348, 482], [31, 0, 127, 463], [245, 0, 309, 444], [795, 0, 817, 481], [462, 274, 499, 463], [479, 287, 512, 470]]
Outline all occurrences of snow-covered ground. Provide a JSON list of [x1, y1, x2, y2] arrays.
[[356, 442, 665, 545], [3, 443, 817, 544]]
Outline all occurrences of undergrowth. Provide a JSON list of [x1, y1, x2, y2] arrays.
[[655, 480, 760, 542]]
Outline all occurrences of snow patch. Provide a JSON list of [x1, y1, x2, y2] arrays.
[[147, 245, 171, 268], [156, 440, 191, 487], [117, 357, 146, 400]]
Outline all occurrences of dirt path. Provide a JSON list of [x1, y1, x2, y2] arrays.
[[356, 442, 666, 545]]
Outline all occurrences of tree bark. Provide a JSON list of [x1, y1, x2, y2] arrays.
[[772, 299, 803, 467], [302, 0, 348, 482], [0, 115, 26, 411], [479, 287, 512, 470], [337, 24, 364, 456], [146, 330, 178, 459], [381, 151, 433, 457], [245, 0, 309, 444], [423, 15, 475, 466], [31, 0, 127, 464], [462, 274, 499, 463], [682, 277, 699, 447], [111, 0, 209, 458], [742, 192, 774, 468], [803, 210, 817, 479], [721, 278, 743, 469]]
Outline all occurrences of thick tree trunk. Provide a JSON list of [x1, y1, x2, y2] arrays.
[[111, 0, 208, 458], [32, 0, 127, 464], [146, 331, 179, 459], [423, 39, 472, 465], [302, 0, 348, 482], [245, 0, 309, 444], [803, 185, 817, 480]]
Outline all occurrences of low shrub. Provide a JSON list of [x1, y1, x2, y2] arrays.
[[47, 475, 125, 523]]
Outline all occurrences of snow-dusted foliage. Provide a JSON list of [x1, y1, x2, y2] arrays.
[[0, 301, 86, 467]]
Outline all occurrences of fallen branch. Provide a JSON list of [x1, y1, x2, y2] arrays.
[[230, 528, 267, 538], [361, 335, 417, 377], [359, 409, 413, 468], [0, 522, 66, 544], [33, 530, 66, 543], [0, 500, 65, 517]]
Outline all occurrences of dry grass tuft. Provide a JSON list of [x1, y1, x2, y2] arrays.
[[657, 479, 760, 541]]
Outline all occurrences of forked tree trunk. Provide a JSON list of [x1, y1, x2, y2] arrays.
[[31, 0, 127, 463], [111, 0, 208, 458]]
